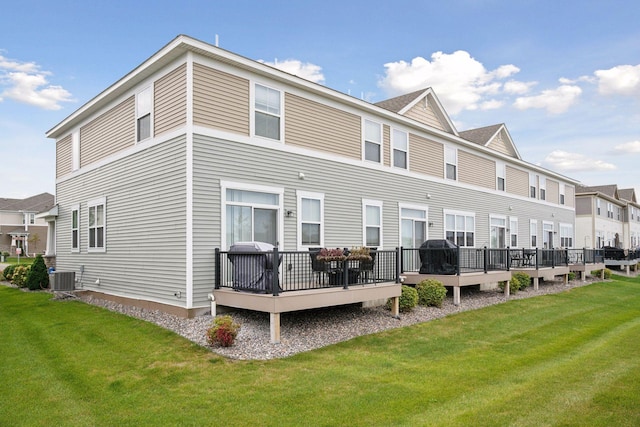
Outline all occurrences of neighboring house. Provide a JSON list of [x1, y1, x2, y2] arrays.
[[0, 193, 54, 256], [575, 184, 640, 249], [46, 35, 578, 317]]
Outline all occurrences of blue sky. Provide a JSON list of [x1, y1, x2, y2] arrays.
[[2, 0, 640, 199]]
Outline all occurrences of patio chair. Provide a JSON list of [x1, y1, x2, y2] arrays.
[[309, 248, 328, 286], [359, 249, 377, 283]]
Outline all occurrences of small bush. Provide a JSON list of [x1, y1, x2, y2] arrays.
[[206, 315, 240, 347], [415, 279, 447, 308], [11, 265, 31, 288], [387, 285, 418, 313], [26, 254, 49, 290], [568, 272, 577, 281], [591, 268, 612, 279], [512, 272, 531, 290], [3, 264, 17, 282]]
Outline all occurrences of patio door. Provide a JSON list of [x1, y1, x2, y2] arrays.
[[490, 216, 507, 268], [543, 222, 554, 249], [400, 206, 427, 271]]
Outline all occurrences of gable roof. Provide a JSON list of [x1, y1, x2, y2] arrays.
[[576, 184, 619, 198], [618, 188, 637, 203], [459, 124, 522, 160], [374, 89, 426, 113], [0, 193, 55, 213]]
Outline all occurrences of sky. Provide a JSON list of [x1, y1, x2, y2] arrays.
[[1, 0, 640, 199]]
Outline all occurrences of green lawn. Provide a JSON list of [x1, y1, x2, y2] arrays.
[[1, 277, 639, 426]]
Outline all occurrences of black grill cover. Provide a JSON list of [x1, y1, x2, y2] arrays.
[[418, 239, 458, 274]]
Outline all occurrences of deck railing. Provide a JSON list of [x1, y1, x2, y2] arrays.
[[214, 248, 400, 295]]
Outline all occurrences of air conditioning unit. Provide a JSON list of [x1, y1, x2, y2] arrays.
[[51, 271, 76, 291]]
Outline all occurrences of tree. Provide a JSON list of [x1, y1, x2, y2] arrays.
[[26, 254, 49, 290]]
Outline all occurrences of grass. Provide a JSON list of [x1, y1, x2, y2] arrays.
[[1, 276, 639, 426], [2, 256, 35, 265]]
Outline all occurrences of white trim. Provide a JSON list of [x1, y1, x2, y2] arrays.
[[398, 203, 429, 247], [296, 190, 325, 250], [444, 209, 476, 247], [391, 128, 408, 169], [220, 180, 284, 250], [251, 81, 284, 142], [87, 196, 106, 253], [509, 216, 518, 247], [185, 53, 194, 308], [496, 161, 506, 191], [362, 118, 383, 165], [71, 204, 80, 253], [445, 145, 458, 181], [530, 219, 538, 248], [135, 84, 154, 143], [362, 199, 383, 248]]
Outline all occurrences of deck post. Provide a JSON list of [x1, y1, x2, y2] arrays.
[[214, 248, 221, 289], [391, 296, 400, 318], [504, 280, 510, 298], [564, 273, 568, 284], [453, 286, 461, 306], [533, 277, 539, 290], [270, 312, 281, 344]]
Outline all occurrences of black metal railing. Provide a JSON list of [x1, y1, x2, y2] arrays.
[[214, 248, 400, 295]]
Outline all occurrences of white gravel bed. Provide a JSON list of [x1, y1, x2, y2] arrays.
[[70, 278, 602, 360]]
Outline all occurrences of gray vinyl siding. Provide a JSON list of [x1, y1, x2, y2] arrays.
[[284, 93, 361, 159], [192, 62, 249, 135], [506, 165, 528, 197], [154, 63, 187, 136], [56, 134, 72, 178], [409, 133, 444, 178], [80, 96, 135, 167], [458, 150, 495, 189], [404, 99, 447, 131], [55, 137, 187, 307]]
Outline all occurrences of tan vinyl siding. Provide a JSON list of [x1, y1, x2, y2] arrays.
[[383, 125, 390, 167], [55, 137, 187, 307], [80, 96, 135, 167], [284, 93, 361, 159], [193, 62, 249, 135], [458, 150, 495, 189], [506, 165, 528, 197], [547, 179, 559, 204], [565, 185, 575, 208], [404, 99, 447, 131], [575, 197, 591, 215], [487, 130, 517, 157], [409, 133, 443, 178], [56, 134, 72, 178], [154, 63, 187, 136]]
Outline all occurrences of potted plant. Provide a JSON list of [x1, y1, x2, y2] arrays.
[[316, 248, 347, 262]]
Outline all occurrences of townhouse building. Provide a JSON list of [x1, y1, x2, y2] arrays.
[[46, 35, 577, 317], [0, 192, 54, 257]]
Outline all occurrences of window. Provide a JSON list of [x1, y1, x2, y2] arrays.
[[539, 176, 546, 201], [254, 83, 281, 140], [496, 162, 506, 191], [560, 223, 573, 248], [530, 220, 538, 247], [223, 183, 283, 248], [596, 199, 601, 215], [399, 205, 427, 249], [364, 120, 382, 163], [445, 210, 475, 247], [607, 203, 614, 219], [136, 86, 152, 142], [510, 217, 518, 247], [490, 216, 507, 248], [529, 174, 537, 198], [297, 191, 324, 248], [363, 199, 382, 247], [543, 222, 554, 249], [445, 146, 457, 180], [71, 205, 79, 252], [560, 183, 565, 205], [392, 129, 408, 169], [88, 197, 106, 252], [72, 131, 80, 171]]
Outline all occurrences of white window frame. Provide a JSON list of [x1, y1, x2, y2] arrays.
[[539, 176, 546, 201], [559, 183, 565, 205], [398, 203, 428, 247], [220, 181, 284, 250], [559, 223, 574, 248], [72, 131, 80, 171], [530, 219, 538, 248], [296, 191, 324, 250], [596, 199, 601, 215], [529, 174, 537, 199], [607, 202, 614, 219], [362, 199, 383, 248], [363, 119, 382, 164], [543, 221, 554, 249], [71, 204, 80, 253], [509, 217, 518, 247], [252, 82, 283, 141], [391, 128, 408, 169], [87, 197, 106, 253], [490, 215, 508, 249], [496, 161, 506, 191], [444, 209, 475, 247], [445, 146, 458, 180], [136, 85, 153, 142]]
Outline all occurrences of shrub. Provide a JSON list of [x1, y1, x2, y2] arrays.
[[512, 272, 531, 290], [11, 266, 31, 288], [26, 254, 49, 290], [2, 264, 17, 282], [591, 268, 612, 279], [415, 279, 447, 308], [568, 272, 577, 281], [206, 315, 240, 347], [387, 285, 418, 313]]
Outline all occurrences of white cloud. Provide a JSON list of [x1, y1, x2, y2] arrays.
[[259, 58, 325, 84], [0, 53, 73, 110], [479, 99, 503, 110], [377, 50, 534, 114], [513, 85, 582, 114], [504, 80, 536, 95], [543, 150, 616, 172], [595, 64, 640, 96], [612, 140, 640, 154]]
